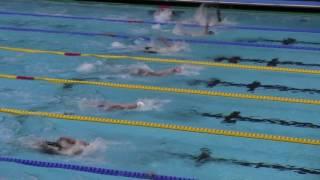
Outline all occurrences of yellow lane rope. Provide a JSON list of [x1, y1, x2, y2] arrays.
[[0, 107, 319, 145], [1, 45, 320, 75], [1, 73, 320, 105]]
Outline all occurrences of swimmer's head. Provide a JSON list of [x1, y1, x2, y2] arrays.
[[208, 31, 214, 35], [136, 101, 145, 108]]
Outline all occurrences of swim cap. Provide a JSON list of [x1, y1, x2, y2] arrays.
[[136, 101, 145, 108]]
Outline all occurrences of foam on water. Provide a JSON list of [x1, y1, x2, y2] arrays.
[[0, 117, 21, 146], [194, 4, 218, 26], [178, 64, 204, 76], [76, 63, 96, 73], [76, 61, 104, 73], [151, 24, 162, 30], [111, 41, 126, 49], [81, 137, 108, 156], [154, 8, 173, 23], [136, 99, 171, 111]]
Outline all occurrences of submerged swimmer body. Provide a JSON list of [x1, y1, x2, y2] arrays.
[[133, 67, 182, 77], [143, 37, 187, 54], [94, 100, 145, 111], [39, 137, 88, 156], [167, 148, 320, 175]]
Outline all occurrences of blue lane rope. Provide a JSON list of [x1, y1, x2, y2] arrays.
[[1, 26, 320, 52], [0, 11, 319, 34], [0, 156, 196, 180]]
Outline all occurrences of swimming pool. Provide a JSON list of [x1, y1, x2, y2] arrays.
[[0, 0, 319, 179]]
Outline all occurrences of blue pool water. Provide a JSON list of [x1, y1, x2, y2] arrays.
[[0, 0, 319, 179]]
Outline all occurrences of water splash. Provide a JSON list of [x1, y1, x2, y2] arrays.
[[136, 99, 171, 111], [76, 61, 103, 73], [178, 65, 204, 76], [81, 138, 108, 156], [151, 24, 162, 30], [111, 41, 126, 49], [154, 8, 173, 23]]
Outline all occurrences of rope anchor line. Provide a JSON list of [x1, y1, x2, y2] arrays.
[[0, 107, 319, 145]]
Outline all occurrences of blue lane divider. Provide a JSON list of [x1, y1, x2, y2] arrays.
[[0, 156, 196, 180], [1, 26, 320, 52], [0, 11, 320, 34]]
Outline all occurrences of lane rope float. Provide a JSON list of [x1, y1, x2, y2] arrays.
[[0, 107, 319, 145], [0, 156, 195, 180], [1, 73, 320, 105], [1, 26, 320, 51], [0, 10, 319, 34], [1, 45, 320, 76]]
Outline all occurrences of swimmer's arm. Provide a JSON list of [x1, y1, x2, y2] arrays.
[[59, 137, 76, 144], [106, 103, 138, 111], [148, 68, 178, 76]]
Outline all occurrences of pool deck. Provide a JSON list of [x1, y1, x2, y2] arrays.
[[85, 0, 320, 11]]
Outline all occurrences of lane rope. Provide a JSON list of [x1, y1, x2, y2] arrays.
[[1, 26, 320, 51], [0, 10, 319, 34], [0, 108, 319, 145], [0, 156, 195, 180], [1, 45, 320, 76], [1, 73, 320, 105]]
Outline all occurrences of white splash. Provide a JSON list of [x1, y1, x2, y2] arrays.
[[81, 138, 108, 156], [194, 4, 218, 26], [111, 41, 126, 49], [76, 61, 103, 73], [152, 24, 162, 30], [76, 63, 96, 73], [136, 99, 171, 111], [154, 8, 173, 23], [178, 64, 204, 76], [147, 39, 189, 54]]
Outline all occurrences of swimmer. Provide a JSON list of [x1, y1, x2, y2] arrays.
[[133, 67, 182, 77], [174, 15, 214, 36], [95, 100, 145, 111], [154, 5, 173, 22], [204, 16, 214, 35], [143, 37, 186, 54], [38, 137, 88, 156]]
